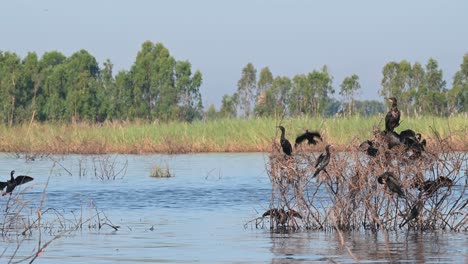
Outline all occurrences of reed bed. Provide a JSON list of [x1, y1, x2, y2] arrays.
[[0, 114, 466, 154], [252, 127, 467, 232]]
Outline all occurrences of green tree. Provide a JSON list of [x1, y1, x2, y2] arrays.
[[219, 93, 238, 118], [447, 53, 468, 114], [175, 61, 203, 122], [419, 58, 446, 115], [237, 63, 257, 117], [339, 74, 361, 115]]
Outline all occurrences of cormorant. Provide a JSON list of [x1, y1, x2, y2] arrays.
[[0, 170, 34, 196], [418, 176, 454, 196], [359, 140, 378, 157], [294, 130, 322, 148], [262, 208, 302, 227], [277, 126, 292, 156], [377, 172, 405, 197], [385, 97, 400, 132], [400, 199, 425, 228], [313, 144, 333, 177], [384, 131, 402, 149]]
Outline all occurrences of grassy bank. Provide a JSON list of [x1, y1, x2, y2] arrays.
[[0, 115, 466, 154]]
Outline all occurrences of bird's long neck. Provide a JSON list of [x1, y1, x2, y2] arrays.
[[10, 172, 14, 181], [280, 130, 285, 140]]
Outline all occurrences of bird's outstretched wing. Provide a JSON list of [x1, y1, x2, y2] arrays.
[[295, 133, 309, 146], [0, 181, 7, 191], [14, 176, 34, 185]]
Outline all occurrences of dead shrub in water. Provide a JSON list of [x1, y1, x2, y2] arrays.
[[256, 129, 467, 232], [0, 178, 119, 263]]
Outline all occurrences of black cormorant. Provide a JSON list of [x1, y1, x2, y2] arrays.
[[277, 126, 292, 156], [419, 176, 454, 196], [262, 208, 302, 227], [313, 144, 333, 177], [385, 97, 400, 132], [294, 130, 322, 148], [377, 171, 405, 197], [0, 170, 34, 196], [400, 199, 425, 228], [359, 140, 378, 157]]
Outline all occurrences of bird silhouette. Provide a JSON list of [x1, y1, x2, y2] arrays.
[[385, 97, 400, 132], [418, 176, 454, 196], [400, 199, 425, 228], [294, 130, 322, 148], [313, 144, 333, 177], [0, 170, 34, 196], [377, 172, 405, 197], [277, 126, 292, 156], [359, 139, 378, 157], [262, 208, 302, 227]]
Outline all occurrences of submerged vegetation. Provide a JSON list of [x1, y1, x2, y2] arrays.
[[0, 115, 466, 154], [252, 124, 467, 232]]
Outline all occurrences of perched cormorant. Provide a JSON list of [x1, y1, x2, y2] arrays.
[[384, 131, 402, 149], [359, 140, 378, 157], [0, 170, 34, 196], [400, 199, 425, 228], [377, 172, 405, 197], [418, 176, 454, 196], [385, 97, 400, 132], [294, 130, 322, 148], [313, 144, 333, 178], [277, 126, 292, 156], [262, 208, 302, 227]]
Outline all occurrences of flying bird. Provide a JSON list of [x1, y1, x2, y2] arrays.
[[377, 171, 405, 197], [294, 130, 322, 148], [385, 97, 400, 132], [277, 126, 292, 156], [0, 170, 34, 196], [313, 144, 333, 178]]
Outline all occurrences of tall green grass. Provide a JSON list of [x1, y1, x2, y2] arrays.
[[0, 114, 466, 154]]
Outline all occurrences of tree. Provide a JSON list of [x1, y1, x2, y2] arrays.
[[175, 61, 203, 122], [418, 58, 446, 115], [219, 93, 238, 118], [237, 63, 257, 117], [447, 53, 468, 114], [339, 74, 361, 115]]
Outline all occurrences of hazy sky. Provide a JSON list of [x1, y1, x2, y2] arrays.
[[2, 0, 467, 108]]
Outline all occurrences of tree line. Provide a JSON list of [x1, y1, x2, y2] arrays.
[[0, 41, 466, 125], [211, 54, 467, 119]]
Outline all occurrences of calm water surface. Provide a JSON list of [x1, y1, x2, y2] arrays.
[[0, 153, 466, 263]]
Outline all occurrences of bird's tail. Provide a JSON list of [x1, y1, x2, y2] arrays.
[[313, 169, 320, 178]]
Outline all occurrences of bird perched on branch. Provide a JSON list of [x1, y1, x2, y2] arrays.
[[0, 170, 34, 196], [400, 199, 425, 228], [418, 176, 454, 196], [313, 144, 333, 178], [262, 208, 302, 227], [295, 130, 322, 148], [359, 139, 378, 157], [277, 126, 292, 156], [385, 97, 400, 132], [377, 171, 405, 197]]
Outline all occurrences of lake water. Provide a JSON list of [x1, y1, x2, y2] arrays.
[[0, 153, 466, 263]]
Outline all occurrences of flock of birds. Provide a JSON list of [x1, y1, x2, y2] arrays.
[[263, 97, 454, 228]]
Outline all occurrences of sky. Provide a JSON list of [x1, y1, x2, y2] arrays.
[[2, 0, 467, 108]]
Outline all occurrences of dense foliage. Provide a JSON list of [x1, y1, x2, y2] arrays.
[[0, 41, 466, 124], [0, 41, 203, 124]]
